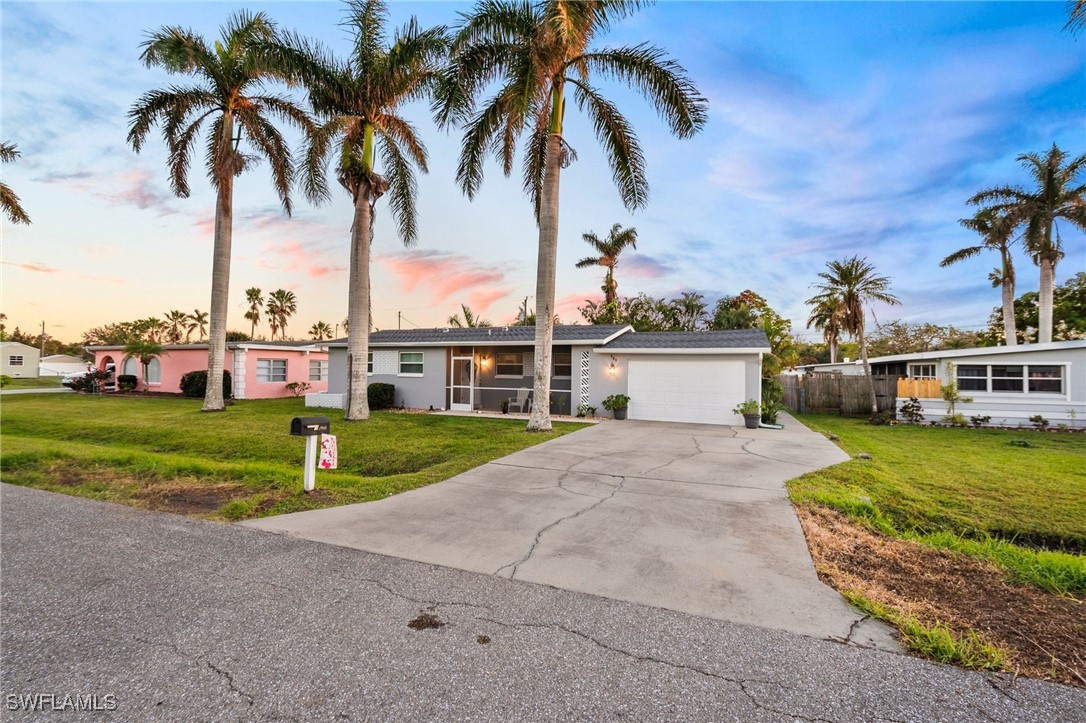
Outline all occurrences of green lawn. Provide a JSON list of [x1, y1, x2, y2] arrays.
[[790, 414, 1086, 595], [1, 377, 64, 389], [0, 395, 586, 520]]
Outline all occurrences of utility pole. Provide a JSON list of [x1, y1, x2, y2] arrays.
[[398, 311, 402, 330], [40, 321, 46, 355]]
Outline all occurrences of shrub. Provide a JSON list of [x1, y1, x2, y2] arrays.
[[899, 397, 924, 424], [179, 370, 233, 399], [732, 399, 760, 416], [943, 413, 968, 428], [368, 382, 395, 410], [602, 394, 630, 411], [0, 375, 11, 388], [285, 381, 311, 397], [970, 415, 991, 428], [1029, 414, 1049, 430], [70, 369, 110, 394], [867, 410, 895, 426], [761, 377, 784, 424], [117, 374, 138, 392], [576, 403, 597, 418]]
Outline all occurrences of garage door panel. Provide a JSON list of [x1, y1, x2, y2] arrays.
[[627, 359, 745, 425]]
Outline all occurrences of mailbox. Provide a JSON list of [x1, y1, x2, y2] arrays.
[[290, 416, 330, 437]]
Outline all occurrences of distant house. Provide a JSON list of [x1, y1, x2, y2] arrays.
[[801, 341, 1085, 427], [39, 354, 89, 378], [312, 325, 771, 425], [1, 341, 40, 378], [85, 341, 329, 399]]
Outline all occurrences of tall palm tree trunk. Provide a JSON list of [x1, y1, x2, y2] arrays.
[[828, 337, 837, 364], [1001, 272, 1017, 347], [345, 186, 373, 421], [250, 317, 257, 341], [1038, 255, 1055, 344], [858, 325, 877, 415], [526, 131, 563, 432], [203, 115, 234, 413]]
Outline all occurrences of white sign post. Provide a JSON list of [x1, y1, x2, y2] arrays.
[[303, 435, 319, 492]]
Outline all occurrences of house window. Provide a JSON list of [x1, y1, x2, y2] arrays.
[[122, 357, 138, 377], [496, 352, 524, 377], [368, 351, 373, 374], [8, 355, 23, 366], [1028, 365, 1063, 394], [908, 364, 936, 379], [991, 365, 1024, 393], [956, 365, 988, 392], [146, 358, 161, 384], [399, 352, 424, 376], [256, 358, 287, 382], [309, 360, 328, 381], [554, 351, 572, 378]]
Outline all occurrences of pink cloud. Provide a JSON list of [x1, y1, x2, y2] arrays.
[[307, 265, 345, 278], [40, 167, 175, 214], [3, 261, 59, 273], [554, 292, 601, 322], [378, 251, 511, 313]]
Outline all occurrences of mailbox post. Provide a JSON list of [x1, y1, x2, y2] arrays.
[[290, 416, 330, 492]]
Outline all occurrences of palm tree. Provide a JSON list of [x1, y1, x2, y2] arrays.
[[244, 287, 264, 339], [971, 145, 1086, 344], [186, 310, 209, 342], [266, 289, 297, 340], [575, 223, 638, 306], [447, 303, 491, 328], [273, 0, 446, 421], [123, 339, 165, 392], [1, 142, 30, 225], [163, 310, 188, 344], [940, 208, 1018, 345], [437, 0, 707, 431], [309, 320, 333, 340], [805, 296, 844, 364], [1067, 0, 1086, 34], [671, 292, 708, 331], [806, 256, 900, 414], [128, 11, 311, 412]]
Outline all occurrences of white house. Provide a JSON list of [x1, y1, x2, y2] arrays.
[[39, 354, 89, 378], [804, 341, 1085, 427], [1, 341, 40, 378]]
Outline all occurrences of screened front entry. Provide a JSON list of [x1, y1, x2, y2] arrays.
[[451, 355, 474, 411]]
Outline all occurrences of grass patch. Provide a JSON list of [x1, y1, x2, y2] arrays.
[[1, 377, 64, 389], [0, 395, 586, 520], [790, 414, 1086, 595], [840, 589, 1008, 671]]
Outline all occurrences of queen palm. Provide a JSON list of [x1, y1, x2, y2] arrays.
[[266, 289, 297, 340], [187, 309, 209, 342], [164, 309, 189, 344], [447, 304, 491, 328], [940, 208, 1018, 345], [127, 11, 311, 412], [437, 0, 706, 431], [806, 256, 899, 414], [806, 296, 844, 364], [971, 145, 1086, 344], [244, 287, 264, 339], [273, 0, 446, 420], [123, 339, 165, 392], [671, 291, 708, 331], [1, 142, 31, 225], [575, 223, 638, 306], [309, 321, 333, 340]]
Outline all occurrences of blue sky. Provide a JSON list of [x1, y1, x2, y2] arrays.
[[2, 1, 1083, 341]]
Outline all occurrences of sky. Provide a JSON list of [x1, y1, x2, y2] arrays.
[[1, 1, 1083, 343]]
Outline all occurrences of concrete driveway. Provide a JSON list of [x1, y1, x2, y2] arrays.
[[245, 414, 893, 647]]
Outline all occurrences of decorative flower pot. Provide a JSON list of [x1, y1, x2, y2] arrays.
[[743, 414, 760, 429], [613, 407, 628, 420]]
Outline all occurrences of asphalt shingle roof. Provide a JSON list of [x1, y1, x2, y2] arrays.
[[329, 324, 630, 346], [600, 329, 771, 350]]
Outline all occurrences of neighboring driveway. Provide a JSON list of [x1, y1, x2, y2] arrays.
[[245, 413, 893, 647], [0, 387, 72, 396]]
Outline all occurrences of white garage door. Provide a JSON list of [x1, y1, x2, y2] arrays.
[[627, 359, 746, 425]]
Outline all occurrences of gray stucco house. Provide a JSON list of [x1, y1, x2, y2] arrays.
[[310, 325, 770, 425]]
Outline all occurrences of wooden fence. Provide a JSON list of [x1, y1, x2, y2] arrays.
[[897, 377, 941, 399], [777, 374, 899, 415]]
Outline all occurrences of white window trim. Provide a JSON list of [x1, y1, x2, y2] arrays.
[[309, 359, 329, 382], [908, 363, 936, 379], [256, 358, 288, 383], [146, 357, 162, 386], [367, 351, 373, 374], [495, 351, 525, 379], [8, 355, 24, 366], [955, 363, 1068, 399], [398, 351, 425, 378]]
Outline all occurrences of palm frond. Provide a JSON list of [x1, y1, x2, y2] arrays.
[[345, 0, 389, 76], [237, 108, 295, 213], [1, 181, 31, 225], [575, 255, 602, 268], [375, 113, 428, 171], [378, 133, 420, 243], [569, 79, 648, 210], [939, 245, 983, 267]]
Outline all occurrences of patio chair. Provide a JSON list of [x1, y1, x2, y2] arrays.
[[513, 388, 531, 413]]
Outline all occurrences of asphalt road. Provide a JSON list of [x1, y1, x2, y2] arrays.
[[2, 484, 1083, 721]]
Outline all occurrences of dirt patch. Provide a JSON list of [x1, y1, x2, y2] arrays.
[[798, 506, 1086, 687], [134, 483, 250, 515], [476, 634, 491, 645], [407, 613, 445, 631]]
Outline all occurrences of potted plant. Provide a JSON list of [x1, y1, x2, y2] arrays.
[[733, 399, 761, 429], [500, 398, 510, 414], [602, 394, 631, 420]]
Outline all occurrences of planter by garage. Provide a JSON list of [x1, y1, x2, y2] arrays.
[[613, 407, 628, 420], [743, 413, 760, 429]]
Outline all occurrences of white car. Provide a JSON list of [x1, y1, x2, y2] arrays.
[[63, 364, 115, 388]]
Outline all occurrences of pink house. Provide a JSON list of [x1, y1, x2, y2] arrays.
[[86, 341, 329, 399]]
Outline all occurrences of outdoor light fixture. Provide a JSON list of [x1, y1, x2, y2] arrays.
[[608, 356, 617, 377]]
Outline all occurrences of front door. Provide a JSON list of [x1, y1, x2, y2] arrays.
[[451, 356, 474, 411]]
